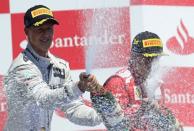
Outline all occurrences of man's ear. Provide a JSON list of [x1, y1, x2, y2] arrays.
[[24, 27, 28, 35]]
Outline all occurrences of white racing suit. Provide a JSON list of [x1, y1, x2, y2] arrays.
[[4, 44, 101, 131]]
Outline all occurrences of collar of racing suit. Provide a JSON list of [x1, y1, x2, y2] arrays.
[[26, 43, 53, 68], [25, 43, 65, 71]]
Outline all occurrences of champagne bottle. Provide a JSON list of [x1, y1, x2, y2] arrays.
[[91, 90, 131, 131]]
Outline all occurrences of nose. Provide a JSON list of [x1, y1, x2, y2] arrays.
[[43, 29, 53, 37]]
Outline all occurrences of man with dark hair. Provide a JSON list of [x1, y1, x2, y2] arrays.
[[4, 5, 103, 131], [91, 31, 183, 130]]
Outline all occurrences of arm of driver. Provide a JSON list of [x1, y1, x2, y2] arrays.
[[60, 99, 102, 126], [6, 64, 83, 109]]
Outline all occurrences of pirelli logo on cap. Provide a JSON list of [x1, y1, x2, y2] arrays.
[[142, 38, 162, 48], [31, 8, 53, 18]]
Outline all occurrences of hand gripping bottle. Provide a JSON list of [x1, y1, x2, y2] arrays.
[[91, 89, 131, 131]]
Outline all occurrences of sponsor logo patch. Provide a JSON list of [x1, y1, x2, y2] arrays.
[[143, 39, 162, 48], [31, 8, 53, 18]]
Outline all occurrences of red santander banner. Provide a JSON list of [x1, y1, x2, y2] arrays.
[[166, 19, 194, 55], [0, 0, 9, 13], [11, 7, 130, 70], [163, 68, 194, 126]]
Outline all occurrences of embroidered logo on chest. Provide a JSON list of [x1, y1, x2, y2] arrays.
[[53, 67, 65, 79]]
